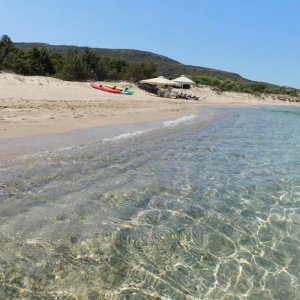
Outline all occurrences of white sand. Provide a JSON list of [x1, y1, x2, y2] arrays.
[[0, 72, 298, 143]]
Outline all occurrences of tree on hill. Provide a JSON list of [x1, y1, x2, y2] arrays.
[[0, 34, 15, 68], [122, 62, 157, 82], [58, 50, 86, 81], [107, 58, 129, 80], [81, 48, 107, 80], [25, 46, 55, 75], [7, 46, 55, 76]]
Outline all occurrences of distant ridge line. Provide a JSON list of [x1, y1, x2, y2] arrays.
[[14, 42, 254, 83], [14, 42, 294, 89]]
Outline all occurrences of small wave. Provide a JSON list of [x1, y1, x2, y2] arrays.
[[104, 114, 198, 142], [103, 129, 152, 142], [163, 114, 197, 127]]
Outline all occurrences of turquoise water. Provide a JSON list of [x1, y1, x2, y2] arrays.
[[0, 106, 299, 299]]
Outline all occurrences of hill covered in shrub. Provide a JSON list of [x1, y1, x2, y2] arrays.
[[0, 35, 157, 82], [1, 35, 298, 97]]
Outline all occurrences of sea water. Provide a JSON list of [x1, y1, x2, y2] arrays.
[[0, 106, 299, 299]]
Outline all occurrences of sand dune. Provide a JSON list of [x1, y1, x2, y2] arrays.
[[0, 72, 298, 141], [0, 73, 201, 139]]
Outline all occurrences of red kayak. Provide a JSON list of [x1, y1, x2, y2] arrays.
[[91, 83, 121, 94]]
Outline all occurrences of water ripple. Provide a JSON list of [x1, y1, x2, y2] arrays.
[[0, 107, 300, 299]]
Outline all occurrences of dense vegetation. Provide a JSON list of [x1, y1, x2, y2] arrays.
[[191, 75, 299, 97], [15, 42, 254, 84], [1, 35, 299, 97], [0, 35, 157, 82]]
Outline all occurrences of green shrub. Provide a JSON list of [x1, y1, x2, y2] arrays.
[[0, 34, 298, 97], [192, 74, 298, 97]]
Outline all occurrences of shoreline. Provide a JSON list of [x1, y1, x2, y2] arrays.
[[0, 72, 201, 139], [1, 72, 299, 160], [0, 103, 287, 161], [0, 111, 201, 161], [0, 103, 198, 139]]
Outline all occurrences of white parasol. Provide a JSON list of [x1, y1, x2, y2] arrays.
[[172, 75, 196, 87], [140, 76, 180, 87]]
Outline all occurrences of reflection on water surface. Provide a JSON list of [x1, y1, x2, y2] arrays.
[[0, 107, 299, 299]]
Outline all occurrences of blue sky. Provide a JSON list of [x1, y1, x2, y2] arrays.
[[1, 0, 299, 88]]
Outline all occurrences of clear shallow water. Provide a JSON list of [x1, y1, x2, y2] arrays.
[[0, 106, 299, 299]]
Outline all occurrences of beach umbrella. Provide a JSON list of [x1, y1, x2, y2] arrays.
[[173, 75, 196, 88], [140, 76, 180, 87]]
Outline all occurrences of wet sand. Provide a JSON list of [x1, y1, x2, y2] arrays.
[[0, 72, 299, 160]]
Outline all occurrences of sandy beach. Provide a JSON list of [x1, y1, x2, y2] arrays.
[[0, 72, 299, 159], [1, 73, 300, 299]]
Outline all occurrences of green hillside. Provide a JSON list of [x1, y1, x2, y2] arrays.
[[15, 42, 252, 83], [0, 35, 297, 97], [13, 42, 299, 97]]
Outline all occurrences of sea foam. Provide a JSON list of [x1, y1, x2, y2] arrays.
[[104, 114, 198, 142], [103, 129, 152, 142], [163, 114, 197, 127]]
